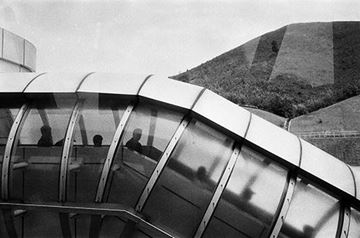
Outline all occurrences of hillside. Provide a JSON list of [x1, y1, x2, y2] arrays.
[[289, 95, 360, 165], [172, 22, 360, 118]]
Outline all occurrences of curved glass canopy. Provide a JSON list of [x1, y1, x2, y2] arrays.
[[0, 73, 359, 238]]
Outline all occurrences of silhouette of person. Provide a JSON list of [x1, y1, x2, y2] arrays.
[[194, 166, 211, 190], [37, 125, 53, 147], [93, 134, 103, 147], [125, 128, 142, 153], [196, 166, 207, 182]]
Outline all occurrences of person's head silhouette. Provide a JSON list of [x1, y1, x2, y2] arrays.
[[38, 125, 53, 146], [133, 128, 142, 141], [41, 125, 51, 137], [93, 134, 103, 147]]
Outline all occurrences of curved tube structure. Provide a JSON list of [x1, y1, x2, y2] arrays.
[[0, 72, 359, 238]]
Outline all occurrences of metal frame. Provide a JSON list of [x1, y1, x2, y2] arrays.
[[1, 104, 29, 200], [339, 206, 351, 238], [59, 101, 83, 202], [268, 175, 297, 237], [0, 202, 173, 238], [194, 145, 240, 238], [95, 104, 134, 202], [135, 117, 190, 212]]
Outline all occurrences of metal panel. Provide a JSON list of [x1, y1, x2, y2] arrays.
[[0, 73, 39, 92], [24, 40, 36, 71], [59, 102, 82, 202], [135, 117, 190, 211], [77, 73, 149, 95], [194, 145, 240, 238], [349, 166, 360, 200], [245, 114, 301, 166], [2, 30, 24, 65], [1, 104, 28, 200], [95, 104, 134, 202], [139, 75, 204, 109], [300, 139, 355, 195], [192, 89, 251, 138], [269, 176, 296, 237], [25, 72, 90, 93]]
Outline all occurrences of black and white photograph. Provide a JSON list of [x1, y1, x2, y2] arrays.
[[0, 0, 360, 237]]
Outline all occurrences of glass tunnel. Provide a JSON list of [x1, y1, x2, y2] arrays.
[[0, 72, 360, 238]]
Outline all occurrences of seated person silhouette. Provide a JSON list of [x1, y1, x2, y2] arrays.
[[93, 134, 103, 147], [125, 128, 142, 153], [37, 125, 53, 147]]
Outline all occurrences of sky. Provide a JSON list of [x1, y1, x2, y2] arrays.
[[0, 0, 360, 76]]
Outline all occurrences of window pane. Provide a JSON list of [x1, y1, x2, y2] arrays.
[[68, 94, 127, 203], [0, 107, 20, 160], [0, 100, 22, 198], [279, 179, 340, 238], [348, 208, 360, 238], [141, 119, 234, 237], [10, 96, 76, 202], [203, 146, 288, 238], [106, 103, 183, 207]]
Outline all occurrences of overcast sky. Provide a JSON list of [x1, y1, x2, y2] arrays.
[[0, 0, 359, 76]]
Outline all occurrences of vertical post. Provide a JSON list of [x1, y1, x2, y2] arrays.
[[135, 117, 190, 212], [59, 102, 82, 202], [194, 144, 240, 238], [2, 104, 28, 200], [95, 104, 134, 202]]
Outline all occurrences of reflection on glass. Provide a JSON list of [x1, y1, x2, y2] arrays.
[[203, 146, 287, 238], [68, 95, 126, 202], [0, 107, 20, 158], [279, 179, 339, 238], [106, 103, 183, 207], [0, 103, 21, 194], [9, 96, 76, 202], [141, 119, 234, 237], [348, 208, 360, 238]]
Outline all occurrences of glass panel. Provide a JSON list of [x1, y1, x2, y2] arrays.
[[106, 103, 183, 207], [279, 179, 340, 238], [141, 119, 234, 237], [348, 208, 360, 238], [67, 95, 126, 203], [99, 216, 151, 238], [23, 211, 63, 238], [0, 99, 22, 195], [203, 146, 288, 238], [9, 95, 76, 202]]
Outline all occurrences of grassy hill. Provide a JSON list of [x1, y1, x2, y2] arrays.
[[172, 22, 360, 118]]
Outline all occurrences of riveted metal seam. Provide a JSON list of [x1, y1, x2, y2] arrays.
[[339, 206, 350, 238], [135, 117, 190, 212], [346, 164, 357, 198], [75, 72, 96, 92], [1, 104, 29, 200], [95, 104, 135, 202], [136, 74, 153, 95], [59, 101, 82, 202], [194, 144, 240, 238], [22, 72, 47, 93], [297, 136, 303, 167], [268, 175, 297, 238]]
